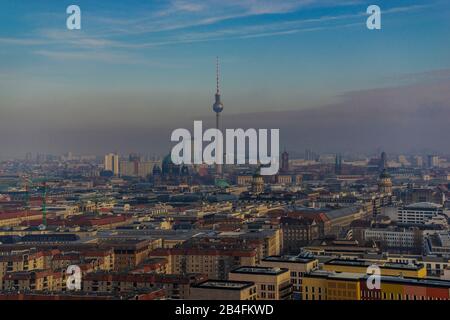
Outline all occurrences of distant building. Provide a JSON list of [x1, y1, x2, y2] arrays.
[[281, 151, 289, 173], [379, 151, 387, 171], [120, 159, 153, 177], [149, 246, 257, 280], [378, 169, 393, 195], [414, 155, 424, 167], [335, 154, 342, 175], [251, 170, 264, 194], [427, 155, 439, 168], [363, 227, 423, 253], [397, 202, 444, 225], [104, 153, 120, 176], [280, 217, 320, 254]]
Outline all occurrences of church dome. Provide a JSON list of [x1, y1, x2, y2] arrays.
[[379, 169, 390, 179]]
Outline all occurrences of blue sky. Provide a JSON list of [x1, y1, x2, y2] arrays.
[[0, 0, 449, 156]]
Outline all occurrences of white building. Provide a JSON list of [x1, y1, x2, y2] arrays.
[[364, 227, 422, 250], [397, 202, 444, 224]]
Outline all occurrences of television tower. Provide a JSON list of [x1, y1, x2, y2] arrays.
[[212, 57, 224, 176]]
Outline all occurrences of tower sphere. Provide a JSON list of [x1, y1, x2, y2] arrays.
[[213, 98, 223, 113]]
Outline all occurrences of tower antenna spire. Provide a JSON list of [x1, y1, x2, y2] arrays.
[[216, 56, 220, 94]]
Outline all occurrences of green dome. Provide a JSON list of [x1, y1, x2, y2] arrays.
[[162, 154, 173, 166], [379, 169, 390, 179], [215, 178, 230, 188]]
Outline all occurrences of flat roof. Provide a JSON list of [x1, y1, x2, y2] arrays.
[[305, 271, 450, 288], [263, 255, 316, 264], [325, 258, 424, 271], [193, 280, 255, 290], [230, 266, 289, 276], [403, 202, 442, 210]]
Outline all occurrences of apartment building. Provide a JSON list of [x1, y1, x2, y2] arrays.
[[302, 270, 450, 300], [260, 255, 319, 298], [149, 246, 257, 280], [228, 266, 292, 300]]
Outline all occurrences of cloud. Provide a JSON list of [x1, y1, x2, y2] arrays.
[[0, 1, 433, 58]]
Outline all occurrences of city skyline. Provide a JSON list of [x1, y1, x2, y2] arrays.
[[0, 0, 450, 157]]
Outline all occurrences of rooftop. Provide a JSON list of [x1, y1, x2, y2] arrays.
[[404, 202, 443, 210], [263, 255, 316, 264], [230, 266, 289, 276], [325, 258, 424, 270], [193, 280, 255, 290], [305, 270, 450, 288]]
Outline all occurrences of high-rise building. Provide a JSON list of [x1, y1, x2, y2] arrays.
[[379, 151, 387, 171], [25, 152, 33, 162], [104, 153, 120, 176], [335, 153, 342, 175], [119, 159, 153, 177], [281, 151, 289, 173], [212, 57, 224, 176], [414, 155, 423, 168], [304, 149, 317, 161], [427, 155, 439, 168]]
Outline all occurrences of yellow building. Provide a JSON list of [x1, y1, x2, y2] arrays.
[[0, 250, 53, 289], [237, 175, 253, 186], [150, 246, 257, 280], [302, 271, 362, 300], [2, 270, 62, 292], [302, 270, 450, 300], [228, 266, 292, 300], [100, 238, 162, 271]]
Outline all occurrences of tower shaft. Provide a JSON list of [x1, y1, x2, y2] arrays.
[[216, 112, 223, 176]]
